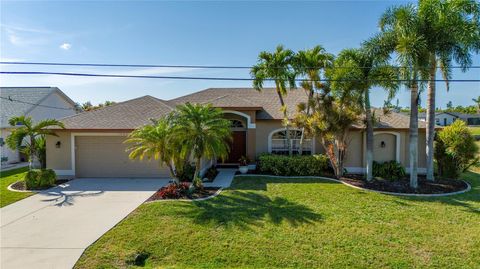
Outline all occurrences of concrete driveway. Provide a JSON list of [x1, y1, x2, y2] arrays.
[[0, 178, 169, 269]]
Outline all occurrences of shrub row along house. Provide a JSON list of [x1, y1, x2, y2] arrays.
[[46, 87, 428, 178]]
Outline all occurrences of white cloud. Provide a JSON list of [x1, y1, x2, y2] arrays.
[[60, 43, 71, 50]]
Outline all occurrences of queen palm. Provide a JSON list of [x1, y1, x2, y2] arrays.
[[251, 45, 296, 155], [6, 116, 64, 169], [379, 4, 430, 188], [125, 118, 184, 183], [171, 103, 231, 187], [293, 45, 334, 154], [418, 0, 480, 181], [330, 47, 399, 181]]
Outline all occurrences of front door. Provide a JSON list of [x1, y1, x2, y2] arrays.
[[224, 131, 246, 163]]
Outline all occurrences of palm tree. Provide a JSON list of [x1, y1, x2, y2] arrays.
[[379, 4, 430, 188], [330, 47, 399, 181], [418, 0, 480, 181], [125, 118, 183, 183], [6, 116, 65, 169], [251, 45, 297, 155], [293, 45, 334, 154], [171, 103, 231, 187], [473, 96, 480, 113]]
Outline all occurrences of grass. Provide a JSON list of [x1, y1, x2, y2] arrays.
[[0, 167, 31, 208], [76, 170, 480, 268], [470, 127, 480, 136]]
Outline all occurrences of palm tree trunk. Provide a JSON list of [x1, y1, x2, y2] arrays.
[[409, 82, 419, 189], [426, 56, 436, 181], [299, 82, 315, 155], [29, 135, 36, 170], [167, 161, 179, 184], [276, 90, 292, 156], [194, 158, 201, 180], [365, 89, 374, 181]]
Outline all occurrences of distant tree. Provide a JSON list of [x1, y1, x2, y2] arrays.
[[473, 96, 480, 114]]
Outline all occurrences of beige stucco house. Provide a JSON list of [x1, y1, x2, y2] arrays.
[[46, 88, 428, 178], [0, 87, 77, 164]]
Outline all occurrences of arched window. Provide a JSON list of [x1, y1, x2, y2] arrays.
[[230, 120, 245, 128], [269, 129, 313, 155]]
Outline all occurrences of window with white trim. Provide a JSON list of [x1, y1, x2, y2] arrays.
[[270, 129, 313, 155]]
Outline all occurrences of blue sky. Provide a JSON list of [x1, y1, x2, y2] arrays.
[[1, 0, 479, 108]]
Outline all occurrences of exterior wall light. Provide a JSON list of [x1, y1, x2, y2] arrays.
[[380, 141, 386, 148], [56, 141, 61, 148]]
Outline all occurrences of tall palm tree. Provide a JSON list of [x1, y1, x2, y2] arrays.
[[251, 45, 297, 155], [379, 4, 430, 188], [330, 47, 399, 181], [418, 0, 480, 181], [125, 118, 183, 183], [293, 45, 334, 154], [6, 116, 65, 169], [171, 103, 231, 186]]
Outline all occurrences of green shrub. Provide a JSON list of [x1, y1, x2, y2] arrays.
[[258, 154, 330, 176], [372, 160, 406, 180], [178, 163, 195, 182], [434, 120, 479, 178], [25, 169, 56, 189]]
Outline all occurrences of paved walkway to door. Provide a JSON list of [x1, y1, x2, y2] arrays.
[[203, 168, 236, 188], [0, 178, 169, 269]]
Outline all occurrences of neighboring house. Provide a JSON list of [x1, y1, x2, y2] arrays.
[[46, 88, 429, 178], [415, 112, 480, 126], [0, 87, 77, 164]]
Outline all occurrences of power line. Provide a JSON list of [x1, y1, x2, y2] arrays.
[[1, 71, 480, 82], [1, 61, 479, 69], [0, 96, 77, 111]]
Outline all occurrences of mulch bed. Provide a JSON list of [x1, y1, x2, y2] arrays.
[[10, 179, 70, 191], [341, 175, 468, 194], [147, 187, 220, 201]]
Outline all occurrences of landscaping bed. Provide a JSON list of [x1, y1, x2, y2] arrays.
[[341, 175, 468, 194], [147, 183, 220, 201], [9, 179, 71, 192]]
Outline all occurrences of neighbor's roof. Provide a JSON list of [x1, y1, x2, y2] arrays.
[[169, 88, 307, 120], [58, 95, 173, 129], [0, 87, 76, 127]]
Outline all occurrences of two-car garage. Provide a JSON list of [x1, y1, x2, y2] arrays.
[[74, 136, 170, 178]]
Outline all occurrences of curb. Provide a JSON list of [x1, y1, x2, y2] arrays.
[[7, 181, 38, 193], [235, 174, 472, 197], [144, 188, 223, 203]]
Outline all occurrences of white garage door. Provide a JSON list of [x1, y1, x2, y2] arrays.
[[75, 136, 170, 178]]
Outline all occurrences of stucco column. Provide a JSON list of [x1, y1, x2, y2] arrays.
[[247, 128, 256, 161]]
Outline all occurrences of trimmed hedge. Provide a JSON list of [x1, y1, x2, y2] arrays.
[[25, 169, 56, 189], [258, 154, 330, 176], [372, 160, 406, 180]]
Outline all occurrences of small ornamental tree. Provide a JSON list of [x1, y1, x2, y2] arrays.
[[434, 120, 479, 178]]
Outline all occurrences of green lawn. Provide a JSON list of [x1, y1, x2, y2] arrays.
[[76, 170, 480, 268], [470, 127, 480, 136], [0, 167, 32, 207]]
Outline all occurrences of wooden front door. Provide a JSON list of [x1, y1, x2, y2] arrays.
[[224, 131, 246, 163]]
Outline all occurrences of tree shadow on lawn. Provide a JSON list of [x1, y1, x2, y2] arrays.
[[174, 190, 323, 229], [397, 170, 480, 214], [230, 176, 340, 191]]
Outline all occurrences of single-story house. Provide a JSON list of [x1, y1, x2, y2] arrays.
[[46, 88, 428, 178], [418, 111, 480, 126], [1, 87, 77, 164]]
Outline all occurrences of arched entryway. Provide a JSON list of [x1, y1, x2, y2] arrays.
[[222, 113, 248, 164]]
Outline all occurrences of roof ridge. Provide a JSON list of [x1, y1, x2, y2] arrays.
[[57, 95, 155, 121], [143, 95, 174, 110]]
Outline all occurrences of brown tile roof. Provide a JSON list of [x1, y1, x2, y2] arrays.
[[59, 95, 173, 129], [351, 109, 427, 129], [170, 88, 307, 120], [57, 88, 427, 130]]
